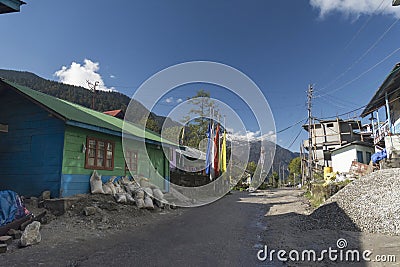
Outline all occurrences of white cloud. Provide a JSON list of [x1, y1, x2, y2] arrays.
[[110, 74, 116, 79], [227, 130, 276, 143], [310, 0, 400, 18], [165, 97, 183, 104], [54, 59, 115, 92]]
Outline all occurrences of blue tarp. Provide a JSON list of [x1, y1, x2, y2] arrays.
[[0, 190, 25, 226], [371, 149, 387, 164]]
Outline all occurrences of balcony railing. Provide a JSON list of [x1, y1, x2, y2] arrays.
[[373, 121, 390, 144]]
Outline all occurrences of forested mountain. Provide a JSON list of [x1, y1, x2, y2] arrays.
[[0, 69, 299, 169], [0, 69, 179, 131], [249, 140, 300, 176]]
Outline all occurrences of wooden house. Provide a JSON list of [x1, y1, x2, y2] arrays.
[[361, 63, 400, 153], [0, 0, 25, 14], [0, 79, 173, 197]]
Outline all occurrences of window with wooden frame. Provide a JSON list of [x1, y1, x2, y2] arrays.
[[85, 137, 115, 170], [125, 150, 138, 174]]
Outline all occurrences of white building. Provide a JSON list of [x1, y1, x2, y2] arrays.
[[331, 141, 374, 173]]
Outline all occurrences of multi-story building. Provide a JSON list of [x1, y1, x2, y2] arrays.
[[302, 119, 363, 168]]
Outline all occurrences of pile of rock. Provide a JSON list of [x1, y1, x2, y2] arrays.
[[0, 221, 42, 253], [307, 169, 400, 235], [90, 171, 168, 210]]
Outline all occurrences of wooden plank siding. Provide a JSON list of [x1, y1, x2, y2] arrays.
[[61, 125, 170, 196], [0, 88, 65, 197], [0, 83, 171, 197]]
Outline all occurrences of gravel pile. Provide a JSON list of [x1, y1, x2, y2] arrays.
[[304, 169, 400, 235]]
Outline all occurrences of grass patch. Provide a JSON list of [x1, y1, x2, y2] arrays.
[[304, 179, 353, 208], [304, 190, 325, 208]]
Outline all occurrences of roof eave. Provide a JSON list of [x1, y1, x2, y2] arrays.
[[1, 79, 67, 122], [361, 63, 400, 117]]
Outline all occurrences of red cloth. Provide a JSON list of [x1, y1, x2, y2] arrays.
[[214, 124, 220, 177]]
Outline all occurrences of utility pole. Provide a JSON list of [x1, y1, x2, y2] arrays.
[[307, 84, 313, 190], [87, 81, 99, 110]]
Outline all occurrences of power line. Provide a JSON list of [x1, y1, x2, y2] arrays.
[[318, 0, 388, 82], [315, 47, 400, 98], [287, 123, 306, 150], [343, 0, 387, 50], [315, 0, 387, 88], [316, 92, 359, 107], [315, 94, 353, 110], [276, 117, 308, 133], [315, 66, 400, 121], [317, 17, 400, 94], [316, 105, 368, 120]]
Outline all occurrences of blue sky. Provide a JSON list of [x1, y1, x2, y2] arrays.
[[1, 0, 400, 151]]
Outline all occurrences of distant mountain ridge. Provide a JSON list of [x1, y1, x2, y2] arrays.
[[244, 140, 299, 176], [0, 69, 179, 129], [227, 135, 299, 178], [0, 69, 299, 170]]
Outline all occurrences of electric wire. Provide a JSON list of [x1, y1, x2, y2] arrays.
[[276, 117, 308, 134], [317, 17, 400, 95], [287, 123, 307, 150], [315, 67, 400, 121], [315, 47, 400, 98], [318, 0, 388, 82], [344, 0, 387, 50]]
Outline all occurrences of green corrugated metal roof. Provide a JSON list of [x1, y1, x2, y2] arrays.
[[2, 79, 176, 146]]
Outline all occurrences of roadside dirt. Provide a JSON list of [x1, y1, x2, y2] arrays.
[[257, 188, 400, 266], [0, 189, 399, 266], [4, 194, 183, 254]]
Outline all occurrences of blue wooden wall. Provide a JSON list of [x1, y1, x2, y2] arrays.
[[0, 88, 65, 197]]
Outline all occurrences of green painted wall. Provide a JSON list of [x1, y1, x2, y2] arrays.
[[61, 125, 169, 190], [62, 125, 127, 176]]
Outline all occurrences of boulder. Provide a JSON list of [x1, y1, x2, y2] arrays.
[[83, 207, 97, 216], [20, 221, 41, 247], [114, 193, 127, 203]]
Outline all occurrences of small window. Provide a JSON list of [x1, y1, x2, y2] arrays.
[[326, 123, 334, 128], [125, 150, 138, 174], [356, 151, 364, 163], [85, 137, 114, 170], [366, 152, 372, 164]]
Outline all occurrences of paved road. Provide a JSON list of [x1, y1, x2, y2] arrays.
[[5, 189, 397, 266], [2, 191, 271, 267], [75, 191, 267, 266]]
